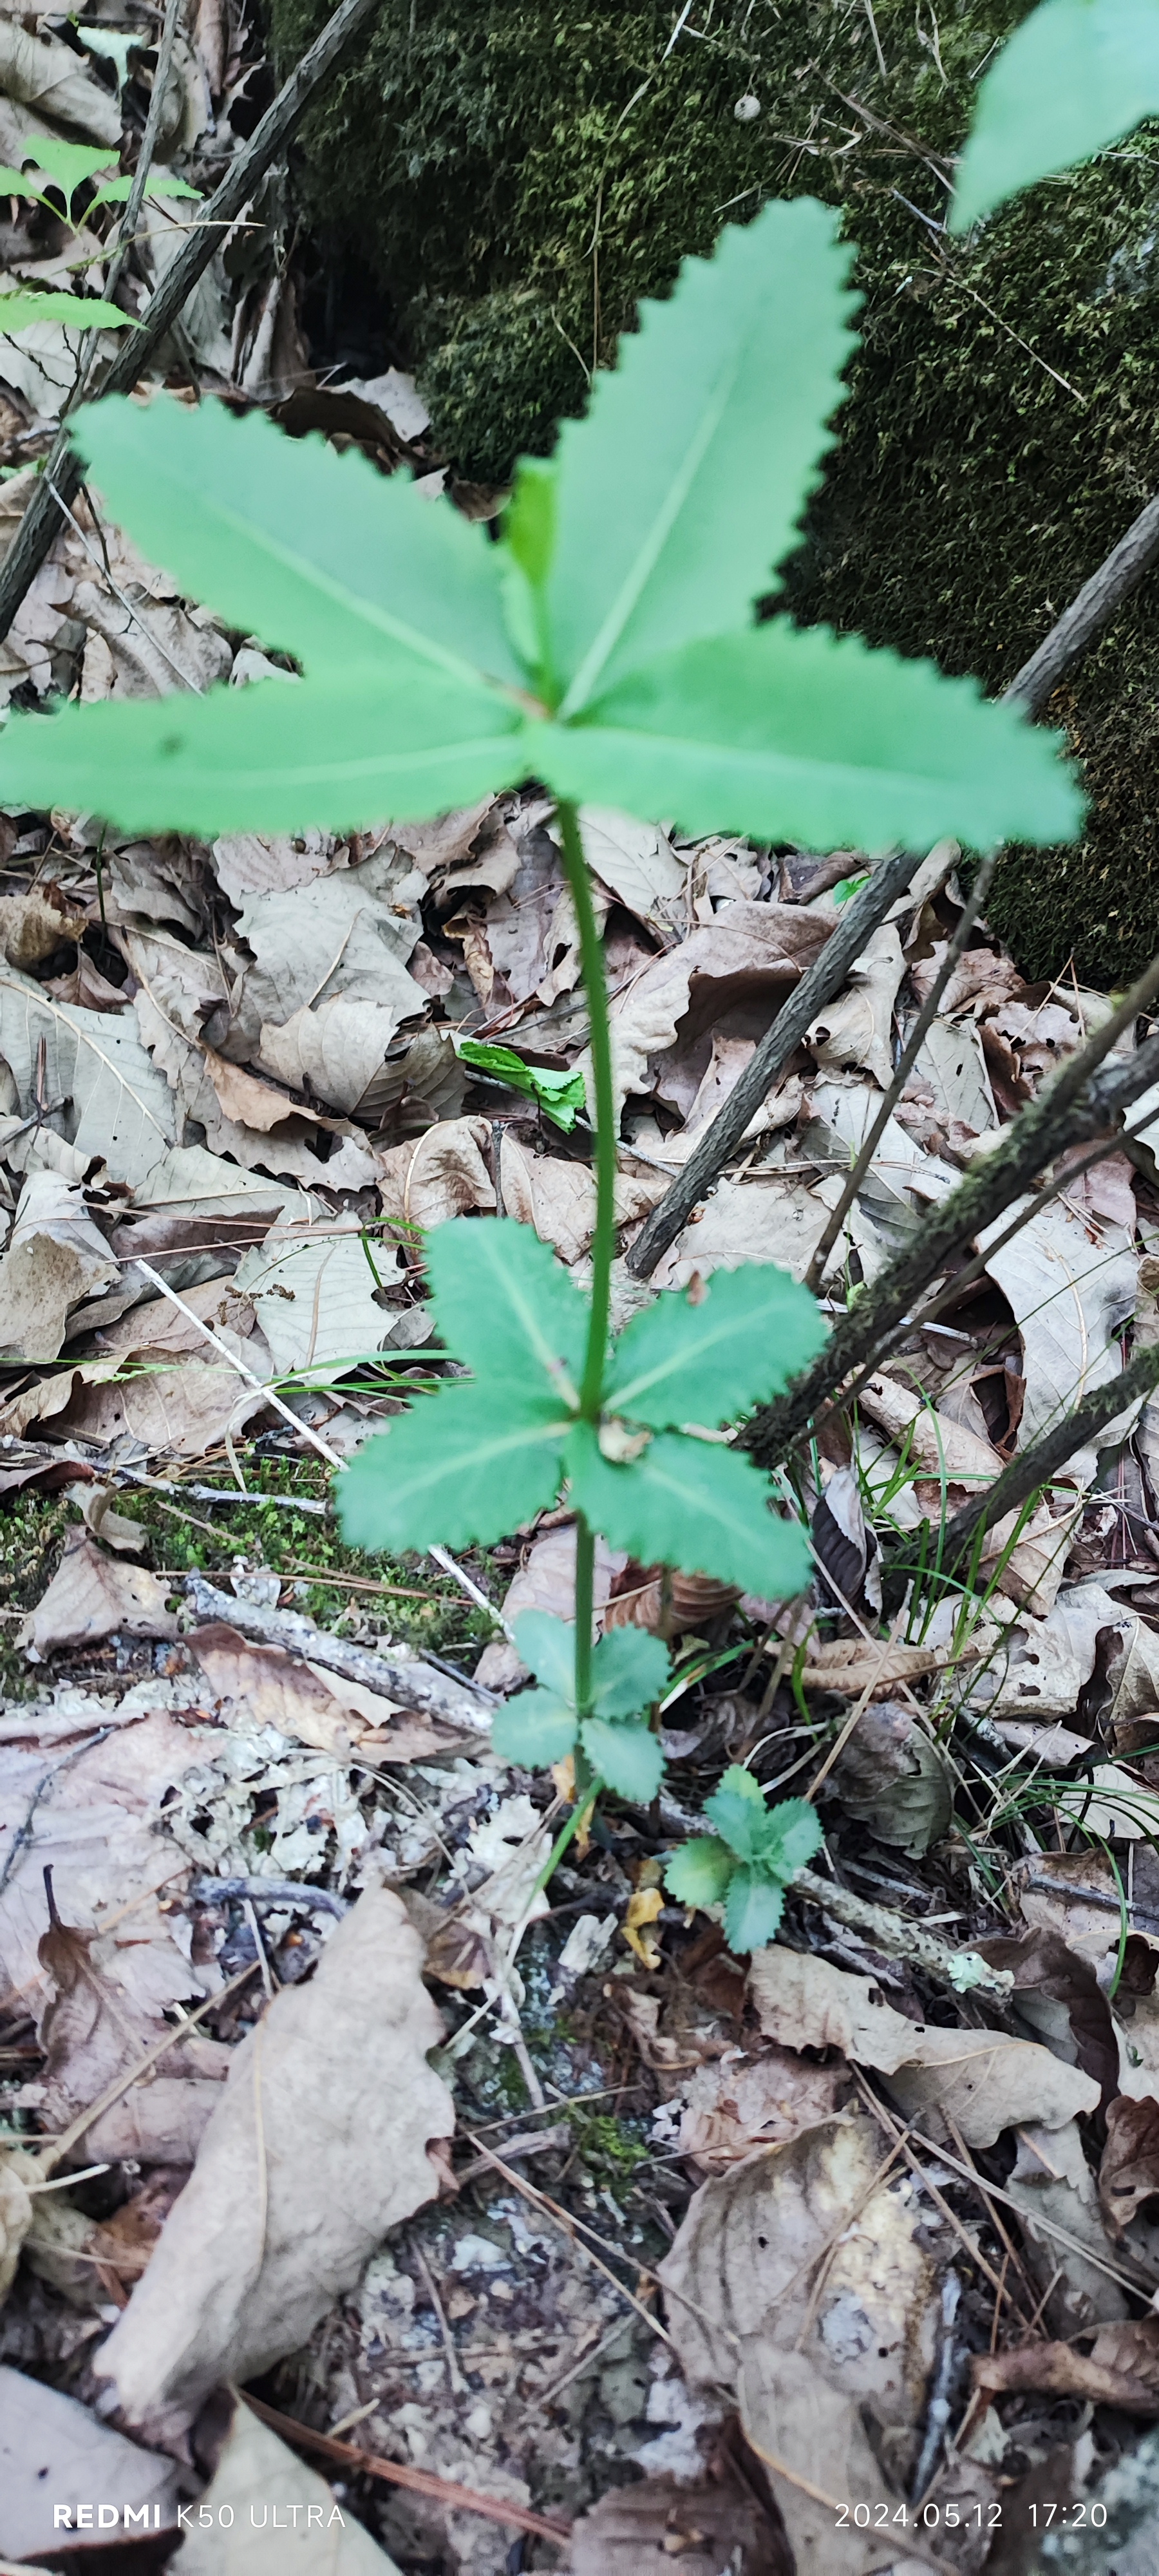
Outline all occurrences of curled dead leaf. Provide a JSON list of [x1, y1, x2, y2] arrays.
[[974, 2318, 1159, 2414], [20, 1528, 177, 1659]]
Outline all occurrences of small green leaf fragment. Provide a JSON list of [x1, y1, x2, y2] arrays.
[[723, 1866, 787, 1953], [336, 1381, 568, 1553], [664, 1836, 735, 1909], [589, 1624, 670, 1718], [580, 1714, 664, 1800], [492, 1686, 578, 1767], [605, 1261, 827, 1430], [514, 1609, 576, 1701], [0, 292, 133, 332], [504, 458, 557, 588], [705, 1768, 773, 1863], [457, 1039, 586, 1132]]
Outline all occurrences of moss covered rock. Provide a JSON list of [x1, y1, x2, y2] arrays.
[[272, 0, 1159, 985]]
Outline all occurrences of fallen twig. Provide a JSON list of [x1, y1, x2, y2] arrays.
[[791, 1866, 1015, 1998], [802, 848, 997, 1290], [627, 842, 919, 1276], [748, 960, 1159, 1467], [240, 2392, 572, 2546], [898, 1335, 1159, 1579], [1002, 488, 1159, 717], [184, 1571, 495, 1733], [0, 0, 381, 640]]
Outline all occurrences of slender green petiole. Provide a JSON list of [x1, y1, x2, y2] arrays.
[[531, 1776, 605, 1900], [556, 795, 619, 1743]]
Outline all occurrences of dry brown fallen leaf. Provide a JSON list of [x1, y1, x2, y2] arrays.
[[748, 1947, 1099, 2145], [20, 1528, 177, 1659], [1099, 2093, 1159, 2239], [258, 994, 405, 1115], [189, 1622, 448, 1761], [1006, 2116, 1135, 2334], [499, 1131, 664, 1265], [96, 1881, 455, 2441], [22, 1358, 270, 1459], [376, 1114, 496, 1229], [0, 884, 88, 971], [0, 1170, 120, 1361], [475, 1519, 626, 1690], [567, 2441, 786, 2575], [826, 1701, 952, 1857], [66, 1483, 148, 1556], [605, 1564, 740, 1638], [93, 1276, 259, 1364], [0, 1706, 214, 2020], [806, 921, 905, 1089], [675, 2042, 851, 2176], [35, 1884, 230, 2166], [657, 2115, 949, 2575], [973, 1924, 1120, 2104], [973, 2318, 1159, 2414], [0, 2154, 33, 2303]]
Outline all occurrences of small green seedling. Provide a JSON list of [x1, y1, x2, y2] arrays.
[[0, 137, 197, 340], [0, 189, 1084, 1885], [665, 1766, 823, 1953], [493, 1611, 670, 1801]]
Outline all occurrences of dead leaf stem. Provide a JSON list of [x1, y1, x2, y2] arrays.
[[238, 2392, 573, 2545]]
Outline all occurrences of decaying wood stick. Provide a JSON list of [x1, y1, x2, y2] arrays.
[[746, 959, 1159, 1467], [626, 843, 919, 1277], [184, 1572, 495, 1734], [914, 1336, 1159, 1575], [791, 1867, 1014, 1997], [240, 2392, 572, 2546], [0, 0, 381, 639], [1002, 488, 1159, 718]]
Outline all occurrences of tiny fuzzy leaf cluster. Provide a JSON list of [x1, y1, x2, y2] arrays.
[[337, 1220, 825, 1605], [492, 1609, 670, 1799], [665, 1766, 824, 1954], [0, 200, 1082, 850]]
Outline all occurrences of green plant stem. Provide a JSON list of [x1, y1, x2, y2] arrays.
[[574, 1511, 596, 1716], [531, 1777, 605, 1900], [556, 795, 617, 1743], [556, 798, 617, 1419]]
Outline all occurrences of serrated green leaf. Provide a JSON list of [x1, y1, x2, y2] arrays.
[[0, 293, 132, 334], [704, 1768, 771, 1863], [337, 1381, 568, 1552], [457, 1038, 586, 1132], [71, 395, 525, 688], [426, 1217, 587, 1405], [565, 1421, 811, 1596], [0, 169, 48, 205], [0, 674, 527, 838], [90, 172, 201, 213], [23, 137, 115, 216], [492, 1685, 578, 1767], [536, 622, 1083, 853], [543, 200, 856, 714], [513, 1609, 576, 1701], [580, 1714, 664, 1800], [605, 1262, 827, 1431], [762, 1796, 825, 1877], [589, 1625, 670, 1718], [723, 1866, 787, 1953], [951, 0, 1159, 232], [664, 1835, 735, 1909]]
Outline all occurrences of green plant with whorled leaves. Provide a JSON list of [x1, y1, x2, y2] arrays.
[[664, 1766, 824, 1954], [0, 193, 1082, 1913]]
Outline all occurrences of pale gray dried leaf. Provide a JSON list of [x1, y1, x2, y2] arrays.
[[827, 1701, 952, 1857], [499, 1132, 664, 1266], [0, 967, 176, 1191], [981, 1194, 1138, 1486], [652, 1173, 834, 1291], [0, 21, 120, 140], [911, 1014, 997, 1135], [234, 845, 427, 1027], [475, 1520, 626, 1690], [258, 996, 404, 1114], [36, 1891, 229, 2168], [70, 1484, 147, 1555], [580, 899, 828, 1126], [211, 828, 340, 903], [749, 1947, 1099, 2145], [0, 2154, 33, 2305], [174, 2401, 403, 2572], [108, 841, 212, 940], [574, 805, 685, 939], [675, 2043, 850, 2175], [806, 922, 904, 1090], [73, 578, 233, 701], [567, 2460, 777, 2576], [190, 1622, 443, 1761], [0, 2367, 179, 2566], [232, 1221, 393, 1374], [41, 1357, 269, 1458], [21, 1529, 177, 1659], [0, 1171, 118, 1360], [97, 1885, 455, 2438], [658, 2117, 944, 2569], [135, 985, 375, 1193], [1008, 2118, 1132, 2334], [93, 1275, 257, 1364]]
